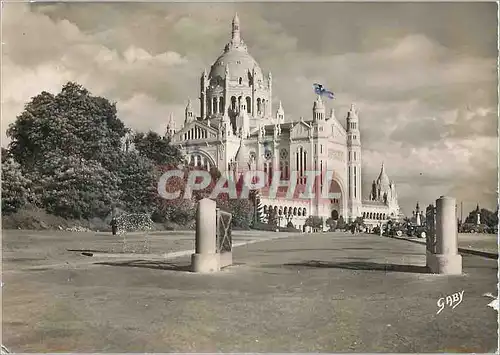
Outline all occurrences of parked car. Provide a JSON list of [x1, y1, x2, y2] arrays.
[[460, 223, 490, 233]]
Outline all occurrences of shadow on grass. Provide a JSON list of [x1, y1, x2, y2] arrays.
[[96, 259, 192, 272], [255, 248, 343, 253], [341, 247, 375, 251], [283, 260, 430, 273], [68, 249, 113, 253]]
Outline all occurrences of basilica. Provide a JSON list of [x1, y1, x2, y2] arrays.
[[167, 14, 402, 231]]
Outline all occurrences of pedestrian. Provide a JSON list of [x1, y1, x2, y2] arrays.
[[111, 217, 118, 236]]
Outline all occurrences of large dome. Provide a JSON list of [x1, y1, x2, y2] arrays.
[[376, 163, 391, 189], [209, 49, 263, 82], [208, 13, 264, 82]]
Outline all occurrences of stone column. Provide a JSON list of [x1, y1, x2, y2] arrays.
[[427, 196, 462, 275], [191, 198, 220, 273]]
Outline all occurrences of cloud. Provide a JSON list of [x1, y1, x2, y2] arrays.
[[117, 94, 186, 135], [2, 2, 497, 215]]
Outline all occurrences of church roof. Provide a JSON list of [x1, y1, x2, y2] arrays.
[[248, 120, 315, 138], [376, 163, 390, 187], [208, 14, 264, 82]]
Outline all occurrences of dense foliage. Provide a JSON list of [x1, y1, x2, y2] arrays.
[[305, 216, 323, 230], [1, 158, 32, 214], [464, 207, 498, 228], [3, 81, 253, 230], [7, 83, 127, 174]]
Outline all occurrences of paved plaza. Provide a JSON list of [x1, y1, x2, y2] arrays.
[[2, 230, 498, 352]]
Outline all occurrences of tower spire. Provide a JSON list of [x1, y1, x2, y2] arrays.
[[232, 13, 241, 43]]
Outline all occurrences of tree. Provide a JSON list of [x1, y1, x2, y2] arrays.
[[133, 131, 184, 167], [116, 151, 159, 214], [354, 216, 364, 227], [219, 198, 253, 229], [249, 189, 264, 224], [325, 217, 337, 231], [337, 215, 346, 230], [7, 82, 127, 174], [37, 154, 122, 219], [1, 147, 11, 162], [1, 158, 32, 214], [305, 216, 323, 230], [266, 208, 278, 227], [465, 207, 498, 228]]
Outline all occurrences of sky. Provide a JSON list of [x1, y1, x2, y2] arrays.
[[2, 2, 498, 216]]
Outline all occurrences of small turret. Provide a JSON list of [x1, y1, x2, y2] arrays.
[[231, 13, 241, 44], [371, 180, 377, 200], [200, 69, 207, 119], [327, 108, 335, 121], [184, 99, 194, 125], [313, 95, 326, 121], [166, 113, 176, 139], [276, 101, 285, 123]]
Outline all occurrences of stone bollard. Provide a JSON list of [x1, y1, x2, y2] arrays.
[[427, 196, 462, 275], [191, 198, 220, 273]]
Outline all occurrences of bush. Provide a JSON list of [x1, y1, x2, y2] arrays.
[[2, 204, 84, 230], [218, 198, 253, 230], [279, 226, 301, 233], [325, 217, 337, 231], [305, 215, 323, 229], [1, 158, 32, 215], [252, 222, 278, 231]]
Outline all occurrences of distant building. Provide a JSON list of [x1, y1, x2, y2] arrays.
[[169, 14, 401, 230]]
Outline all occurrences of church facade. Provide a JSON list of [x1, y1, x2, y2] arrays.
[[167, 14, 401, 231]]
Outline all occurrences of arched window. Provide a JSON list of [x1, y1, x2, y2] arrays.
[[246, 97, 251, 113], [219, 96, 224, 113], [302, 208, 307, 216], [257, 98, 261, 113], [231, 96, 236, 110], [262, 99, 266, 115], [239, 77, 242, 84], [212, 97, 217, 114], [293, 207, 298, 216]]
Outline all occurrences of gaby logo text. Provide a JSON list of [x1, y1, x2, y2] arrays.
[[157, 169, 342, 200], [436, 290, 464, 315]]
